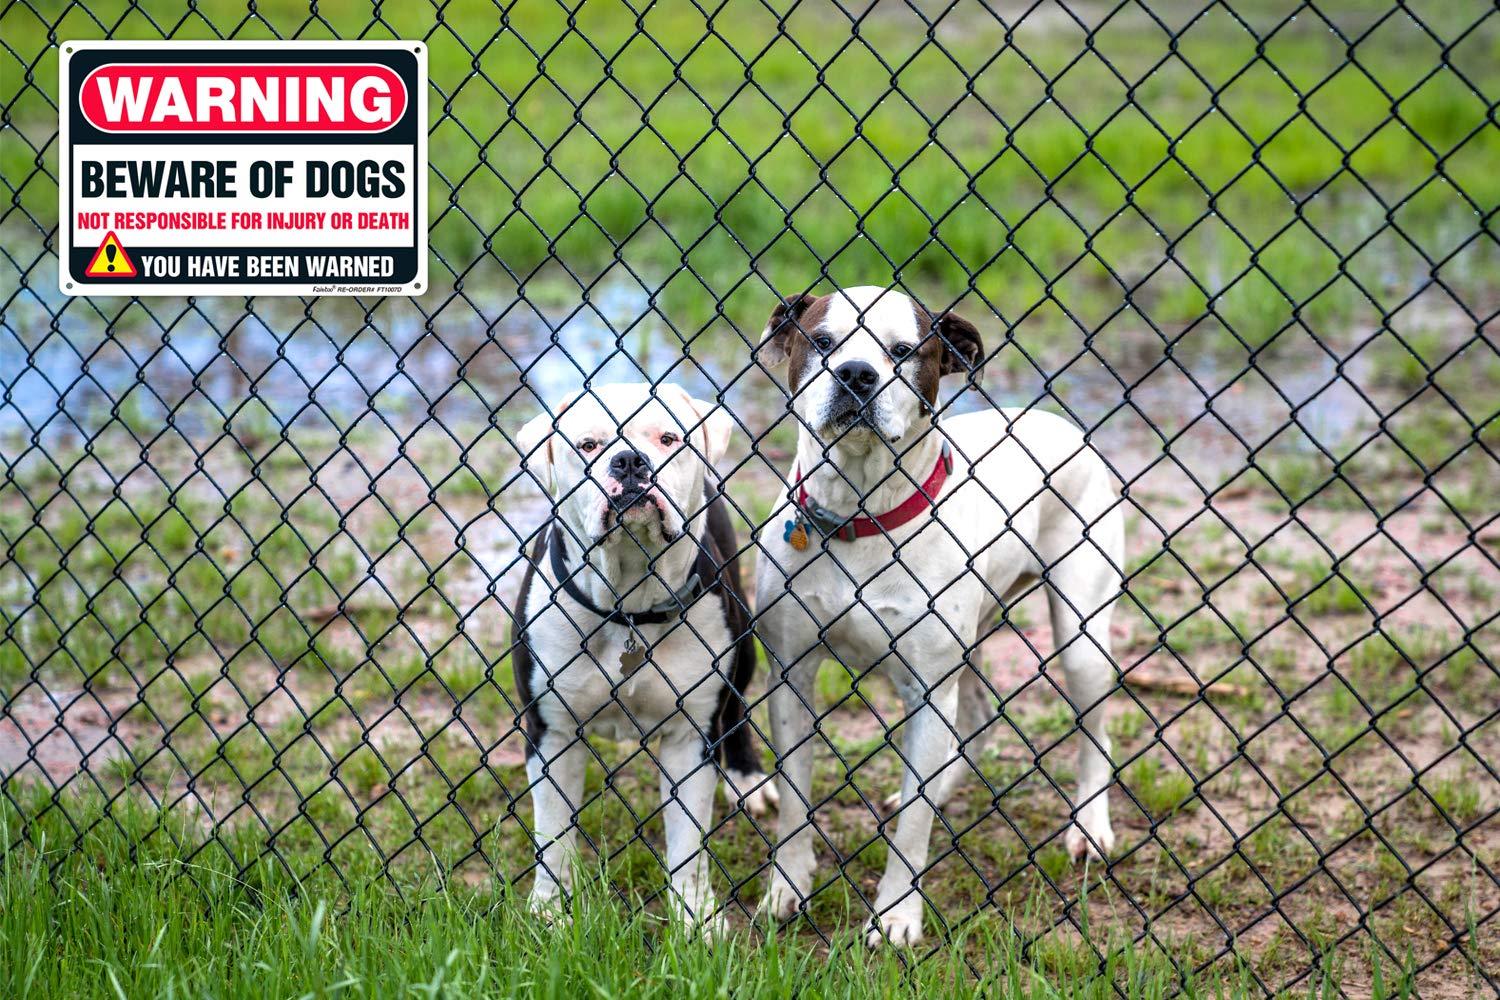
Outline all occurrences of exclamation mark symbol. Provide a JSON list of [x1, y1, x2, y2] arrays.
[[105, 244, 117, 272]]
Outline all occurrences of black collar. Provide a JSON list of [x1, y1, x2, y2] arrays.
[[546, 525, 718, 627]]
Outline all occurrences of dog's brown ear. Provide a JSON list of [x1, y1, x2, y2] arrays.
[[758, 293, 818, 367], [936, 312, 983, 376]]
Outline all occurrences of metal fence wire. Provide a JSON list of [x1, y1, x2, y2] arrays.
[[2, 1, 1497, 996]]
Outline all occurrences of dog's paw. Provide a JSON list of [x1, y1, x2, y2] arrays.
[[527, 890, 571, 926], [671, 892, 725, 936], [754, 774, 781, 813], [693, 908, 729, 939], [865, 908, 924, 949], [760, 873, 808, 922], [1066, 820, 1116, 861], [724, 769, 779, 817], [878, 791, 903, 817]]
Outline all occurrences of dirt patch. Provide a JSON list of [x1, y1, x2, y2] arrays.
[[3, 303, 1495, 993], [0, 684, 130, 784]]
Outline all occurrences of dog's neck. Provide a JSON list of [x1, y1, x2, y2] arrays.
[[794, 424, 946, 519], [561, 521, 704, 615]]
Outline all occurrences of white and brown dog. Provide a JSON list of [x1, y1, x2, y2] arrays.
[[753, 287, 1123, 947], [512, 382, 775, 925]]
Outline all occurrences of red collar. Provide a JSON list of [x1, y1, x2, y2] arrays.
[[794, 441, 953, 542]]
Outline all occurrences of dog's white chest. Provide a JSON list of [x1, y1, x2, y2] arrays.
[[802, 544, 961, 656], [580, 627, 694, 738], [525, 596, 730, 743]]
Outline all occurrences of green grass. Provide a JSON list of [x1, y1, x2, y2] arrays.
[[1122, 755, 1199, 821], [1286, 559, 1369, 617], [1428, 774, 1484, 826], [1, 802, 1286, 1000], [2, 3, 1496, 994], [4, 1, 1498, 334]]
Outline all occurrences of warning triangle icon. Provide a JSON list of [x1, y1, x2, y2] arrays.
[[84, 231, 137, 278]]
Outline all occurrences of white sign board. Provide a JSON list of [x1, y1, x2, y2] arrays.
[[59, 41, 427, 296]]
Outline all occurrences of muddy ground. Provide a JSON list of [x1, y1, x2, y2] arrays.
[[1, 281, 1496, 996]]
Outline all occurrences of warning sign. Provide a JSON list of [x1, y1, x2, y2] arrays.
[[59, 41, 427, 296], [84, 231, 137, 277]]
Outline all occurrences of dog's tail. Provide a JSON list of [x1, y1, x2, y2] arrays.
[[704, 491, 779, 818], [714, 627, 760, 775], [714, 619, 779, 817]]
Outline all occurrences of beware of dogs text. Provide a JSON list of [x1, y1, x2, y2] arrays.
[[59, 41, 427, 296]]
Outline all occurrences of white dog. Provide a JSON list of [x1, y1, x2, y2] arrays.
[[512, 382, 775, 925], [753, 287, 1123, 947]]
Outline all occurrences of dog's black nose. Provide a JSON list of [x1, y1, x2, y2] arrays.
[[608, 448, 651, 482], [834, 360, 880, 399]]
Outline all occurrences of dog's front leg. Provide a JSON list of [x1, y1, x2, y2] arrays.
[[867, 672, 960, 949], [761, 651, 820, 921], [525, 730, 589, 915], [657, 729, 720, 929]]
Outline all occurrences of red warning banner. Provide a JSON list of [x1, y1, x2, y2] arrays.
[[79, 64, 407, 134]]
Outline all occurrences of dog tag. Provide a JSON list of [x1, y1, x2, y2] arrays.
[[619, 629, 647, 675], [783, 517, 809, 552]]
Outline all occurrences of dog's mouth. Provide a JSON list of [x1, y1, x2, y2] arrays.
[[821, 400, 899, 443], [604, 487, 673, 535], [610, 486, 660, 515], [603, 489, 681, 543], [825, 398, 868, 430]]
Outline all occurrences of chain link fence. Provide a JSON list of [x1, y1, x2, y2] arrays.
[[2, 1, 1497, 995]]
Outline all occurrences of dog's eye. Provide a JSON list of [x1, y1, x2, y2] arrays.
[[577, 438, 600, 454], [813, 334, 833, 353], [889, 343, 914, 360], [659, 432, 678, 447]]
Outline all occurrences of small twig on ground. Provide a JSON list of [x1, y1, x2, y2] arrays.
[[1124, 672, 1248, 699]]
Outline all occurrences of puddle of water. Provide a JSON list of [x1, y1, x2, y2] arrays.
[[1, 282, 720, 443], [3, 277, 1377, 487]]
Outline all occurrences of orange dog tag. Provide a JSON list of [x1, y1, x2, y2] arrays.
[[784, 517, 809, 551]]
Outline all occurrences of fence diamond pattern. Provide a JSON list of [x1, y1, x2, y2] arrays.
[[1, 1, 1496, 996]]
